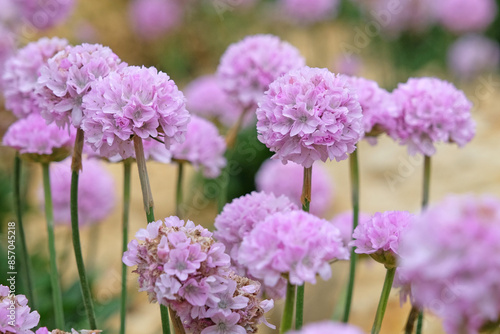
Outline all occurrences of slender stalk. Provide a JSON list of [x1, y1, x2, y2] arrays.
[[70, 128, 97, 329], [371, 267, 396, 334], [343, 149, 360, 323], [42, 162, 65, 329], [120, 160, 132, 334], [14, 153, 35, 306], [280, 281, 296, 334], [225, 108, 248, 150], [404, 306, 420, 334], [176, 162, 184, 218]]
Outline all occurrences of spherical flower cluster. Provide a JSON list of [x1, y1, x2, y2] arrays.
[[40, 158, 116, 226], [217, 34, 305, 111], [447, 34, 500, 80], [2, 113, 75, 163], [256, 66, 364, 168], [0, 284, 40, 333], [399, 194, 500, 333], [16, 0, 75, 30], [123, 216, 274, 334], [345, 76, 398, 143], [278, 0, 340, 25], [184, 75, 246, 128], [2, 37, 68, 118], [170, 115, 226, 178], [81, 65, 189, 159], [37, 43, 126, 128], [239, 210, 349, 286], [128, 0, 183, 39], [350, 211, 412, 269], [330, 210, 372, 248], [255, 159, 334, 217], [391, 77, 475, 156], [287, 320, 365, 334], [435, 0, 497, 33]]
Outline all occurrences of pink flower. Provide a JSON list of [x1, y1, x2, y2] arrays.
[[2, 37, 68, 118], [239, 210, 349, 286], [0, 284, 40, 334], [16, 0, 75, 30], [277, 0, 340, 25], [255, 159, 334, 217], [201, 312, 245, 334], [2, 113, 75, 163], [217, 34, 305, 111], [37, 43, 125, 128], [330, 210, 372, 248], [435, 0, 497, 33], [391, 77, 475, 156], [399, 194, 500, 333], [287, 320, 365, 334], [81, 65, 189, 159], [256, 66, 364, 168], [129, 0, 183, 39]]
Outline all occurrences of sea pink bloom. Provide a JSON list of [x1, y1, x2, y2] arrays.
[[128, 0, 183, 39], [288, 320, 365, 334], [330, 210, 372, 248], [0, 284, 40, 334], [277, 0, 340, 25], [16, 0, 75, 30], [201, 312, 245, 334], [435, 0, 497, 33], [256, 66, 364, 168]]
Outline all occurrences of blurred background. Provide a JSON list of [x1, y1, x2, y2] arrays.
[[1, 0, 500, 333]]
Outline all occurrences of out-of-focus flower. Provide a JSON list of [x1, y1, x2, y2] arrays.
[[332, 54, 362, 76], [128, 0, 183, 39], [287, 320, 365, 334], [16, 0, 75, 30], [435, 0, 497, 33], [277, 0, 340, 25], [330, 210, 371, 248], [0, 284, 40, 334]]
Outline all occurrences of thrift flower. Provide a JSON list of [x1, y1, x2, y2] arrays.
[[255, 159, 334, 217], [2, 37, 68, 118], [217, 34, 305, 111], [391, 77, 475, 156], [277, 0, 340, 25], [128, 0, 183, 39], [330, 210, 371, 248], [435, 0, 497, 33], [287, 320, 365, 334], [0, 284, 40, 334], [256, 66, 364, 168], [239, 210, 349, 287], [16, 0, 75, 30]]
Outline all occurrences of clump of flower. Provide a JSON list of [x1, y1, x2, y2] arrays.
[[123, 216, 274, 333], [345, 76, 398, 144], [217, 34, 305, 111], [330, 210, 372, 248], [277, 0, 340, 25], [447, 34, 500, 80], [255, 159, 334, 217], [287, 320, 365, 334], [435, 0, 497, 33], [171, 115, 226, 178], [350, 211, 412, 269], [0, 284, 40, 333], [399, 194, 500, 333], [37, 43, 126, 128], [128, 0, 183, 39], [39, 158, 116, 226], [256, 66, 364, 168], [239, 210, 349, 287], [2, 37, 68, 118], [2, 113, 75, 163], [184, 74, 247, 128], [81, 65, 189, 160], [391, 77, 475, 156], [16, 0, 75, 30]]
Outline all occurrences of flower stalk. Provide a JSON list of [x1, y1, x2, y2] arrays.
[[280, 281, 297, 334], [371, 267, 396, 334], [120, 160, 132, 334]]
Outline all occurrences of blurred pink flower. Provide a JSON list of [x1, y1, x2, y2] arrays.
[[129, 0, 183, 39], [16, 0, 75, 30], [277, 0, 340, 25], [435, 0, 497, 33], [330, 210, 371, 248]]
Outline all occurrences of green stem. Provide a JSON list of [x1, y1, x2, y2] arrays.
[[42, 163, 65, 329], [120, 160, 132, 334], [14, 153, 35, 306], [280, 281, 296, 334], [70, 129, 97, 329], [176, 162, 184, 218], [343, 149, 360, 323], [371, 267, 396, 334], [416, 311, 424, 334]]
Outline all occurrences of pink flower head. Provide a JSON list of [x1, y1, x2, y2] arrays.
[[217, 34, 305, 111], [345, 76, 398, 143], [278, 0, 340, 25], [37, 43, 126, 128], [81, 65, 189, 160], [391, 77, 475, 156], [239, 210, 349, 286], [435, 0, 497, 33], [399, 194, 500, 333], [255, 159, 334, 217], [287, 320, 365, 334], [447, 34, 500, 80], [123, 216, 274, 333], [2, 37, 68, 118], [184, 74, 247, 128], [0, 284, 40, 333], [350, 211, 413, 268], [171, 115, 227, 178], [40, 158, 116, 226], [330, 210, 372, 248], [128, 0, 183, 39], [256, 66, 364, 168], [17, 0, 75, 30], [3, 113, 75, 163]]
